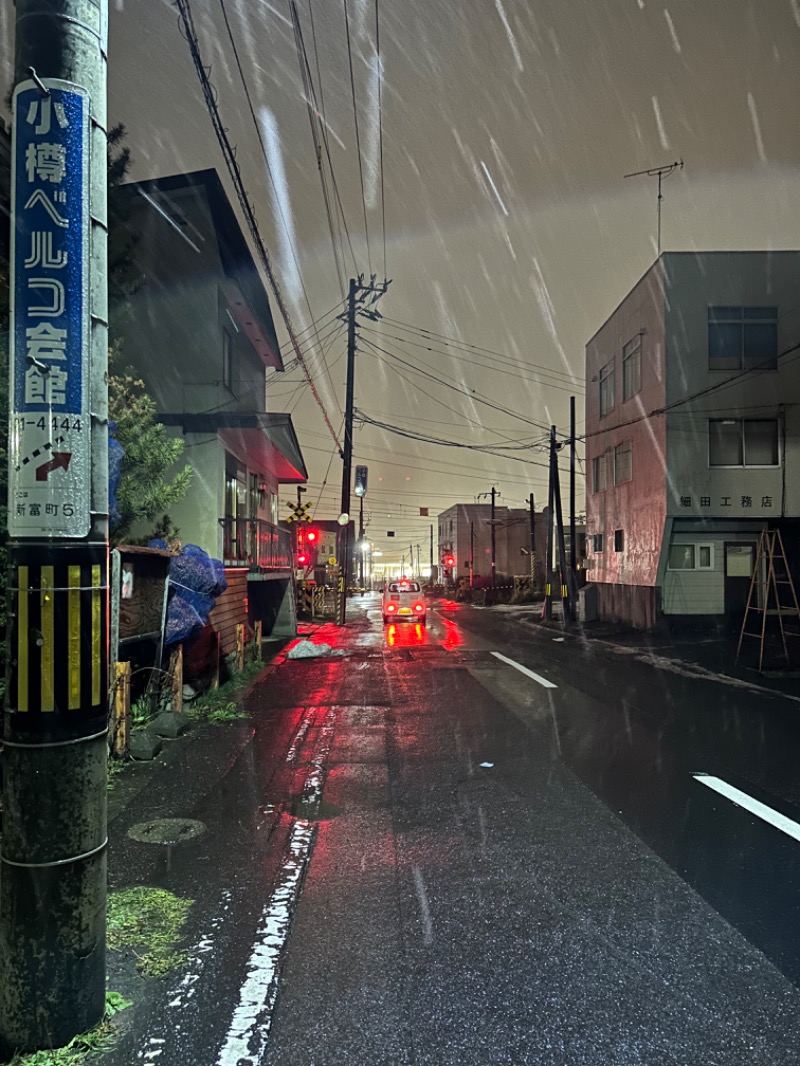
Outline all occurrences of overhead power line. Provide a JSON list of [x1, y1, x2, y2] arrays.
[[381, 315, 584, 385], [175, 0, 342, 450], [361, 336, 554, 433]]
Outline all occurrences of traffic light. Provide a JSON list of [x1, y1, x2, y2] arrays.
[[306, 528, 318, 546], [444, 554, 455, 568]]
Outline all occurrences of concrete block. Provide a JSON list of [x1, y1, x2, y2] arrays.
[[129, 732, 163, 761], [148, 712, 191, 739]]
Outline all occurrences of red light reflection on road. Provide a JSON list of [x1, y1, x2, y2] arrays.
[[385, 622, 427, 648], [441, 617, 463, 650]]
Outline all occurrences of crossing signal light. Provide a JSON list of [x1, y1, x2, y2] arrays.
[[306, 528, 318, 544], [297, 551, 309, 566], [444, 554, 455, 568]]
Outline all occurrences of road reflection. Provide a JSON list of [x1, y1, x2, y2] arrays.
[[384, 621, 428, 647], [440, 616, 463, 650]]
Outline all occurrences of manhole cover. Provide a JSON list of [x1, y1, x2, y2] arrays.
[[127, 818, 206, 845]]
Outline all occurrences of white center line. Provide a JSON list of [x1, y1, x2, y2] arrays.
[[491, 651, 557, 689], [693, 774, 800, 844]]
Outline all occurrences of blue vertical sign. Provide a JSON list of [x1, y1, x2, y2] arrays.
[[9, 80, 91, 538]]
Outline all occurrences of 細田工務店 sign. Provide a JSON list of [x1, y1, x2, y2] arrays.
[[10, 80, 91, 538]]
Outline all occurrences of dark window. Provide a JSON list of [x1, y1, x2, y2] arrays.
[[709, 419, 779, 467], [622, 335, 641, 400], [613, 441, 632, 484], [668, 544, 695, 570], [599, 359, 615, 416], [614, 529, 624, 552], [592, 533, 604, 553], [592, 454, 606, 493], [708, 306, 777, 371]]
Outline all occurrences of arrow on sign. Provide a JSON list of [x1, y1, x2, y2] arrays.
[[35, 453, 71, 481]]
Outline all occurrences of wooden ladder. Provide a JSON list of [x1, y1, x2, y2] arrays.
[[736, 529, 800, 671]]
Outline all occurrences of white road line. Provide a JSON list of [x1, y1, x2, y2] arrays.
[[693, 774, 800, 844], [491, 651, 557, 689], [216, 710, 337, 1066]]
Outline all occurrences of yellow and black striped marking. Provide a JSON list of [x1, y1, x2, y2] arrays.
[[10, 548, 107, 719]]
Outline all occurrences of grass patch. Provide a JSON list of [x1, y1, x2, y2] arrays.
[[183, 658, 263, 725], [107, 886, 193, 979], [6, 993, 132, 1065]]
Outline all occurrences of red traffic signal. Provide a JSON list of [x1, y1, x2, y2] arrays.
[[306, 528, 318, 544], [444, 554, 455, 568]]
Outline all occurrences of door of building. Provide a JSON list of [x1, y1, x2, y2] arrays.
[[724, 542, 755, 626]]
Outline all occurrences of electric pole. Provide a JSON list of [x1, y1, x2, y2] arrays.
[[529, 492, 535, 583], [337, 275, 390, 624], [2, 0, 109, 1053], [490, 486, 497, 588], [544, 428, 555, 621], [569, 395, 576, 574]]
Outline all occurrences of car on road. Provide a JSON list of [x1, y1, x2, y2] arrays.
[[382, 579, 427, 625]]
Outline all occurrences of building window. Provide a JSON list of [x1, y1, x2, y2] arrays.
[[698, 544, 713, 569], [668, 543, 714, 570], [222, 329, 236, 393], [709, 418, 779, 467], [613, 441, 632, 484], [622, 335, 641, 400], [614, 529, 624, 552], [599, 359, 615, 416], [592, 454, 607, 493], [668, 544, 695, 570], [708, 306, 777, 371], [592, 533, 604, 553]]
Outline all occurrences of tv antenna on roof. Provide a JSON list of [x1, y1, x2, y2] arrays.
[[624, 159, 684, 257]]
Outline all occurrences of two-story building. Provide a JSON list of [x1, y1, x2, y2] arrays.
[[437, 502, 555, 586], [118, 168, 308, 646], [585, 251, 800, 629]]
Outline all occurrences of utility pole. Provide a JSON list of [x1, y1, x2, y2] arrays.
[[429, 524, 433, 581], [358, 495, 364, 589], [490, 486, 497, 588], [544, 427, 555, 621], [569, 395, 576, 574], [470, 521, 474, 588], [2, 0, 109, 1053], [552, 439, 573, 626], [337, 278, 357, 624], [337, 275, 390, 625], [529, 492, 536, 583]]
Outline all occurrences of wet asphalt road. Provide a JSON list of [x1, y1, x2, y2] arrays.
[[99, 596, 800, 1066]]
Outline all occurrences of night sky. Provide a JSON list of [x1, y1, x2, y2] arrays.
[[3, 0, 799, 563]]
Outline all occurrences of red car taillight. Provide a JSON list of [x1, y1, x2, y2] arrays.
[[414, 602, 424, 612], [386, 603, 397, 612]]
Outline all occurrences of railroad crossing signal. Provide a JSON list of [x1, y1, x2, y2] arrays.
[[286, 500, 313, 523]]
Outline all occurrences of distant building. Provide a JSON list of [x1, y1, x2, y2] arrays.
[[117, 168, 308, 644], [585, 251, 800, 629], [437, 502, 555, 586]]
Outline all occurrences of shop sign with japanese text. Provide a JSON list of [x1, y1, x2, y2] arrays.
[[9, 80, 91, 538]]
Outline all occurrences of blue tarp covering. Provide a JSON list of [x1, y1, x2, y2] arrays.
[[150, 542, 228, 646]]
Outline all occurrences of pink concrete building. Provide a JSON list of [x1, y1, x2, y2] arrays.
[[585, 252, 800, 630]]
